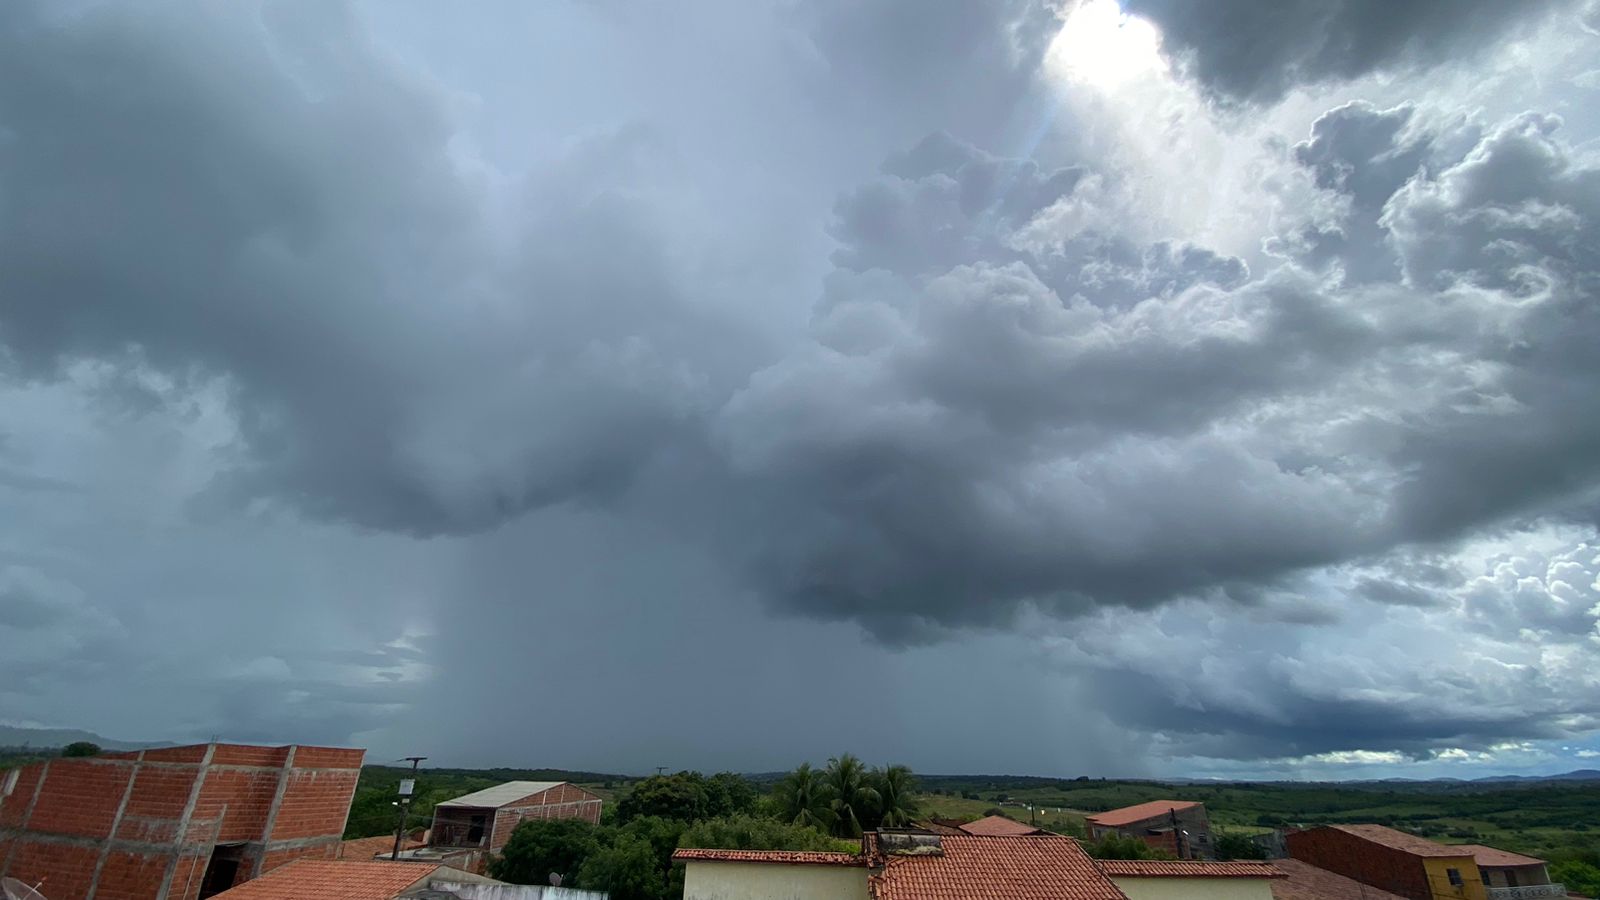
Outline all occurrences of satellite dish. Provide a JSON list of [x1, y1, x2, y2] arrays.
[[2, 877, 47, 900], [548, 872, 563, 887]]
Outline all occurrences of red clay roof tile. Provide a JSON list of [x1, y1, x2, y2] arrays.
[[1452, 844, 1547, 867], [672, 849, 867, 866], [1096, 859, 1280, 878], [209, 859, 437, 900], [870, 834, 1130, 900], [959, 815, 1046, 836], [1324, 824, 1473, 858], [1085, 800, 1201, 827]]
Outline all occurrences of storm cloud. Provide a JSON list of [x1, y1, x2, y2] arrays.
[[2, 0, 1599, 776]]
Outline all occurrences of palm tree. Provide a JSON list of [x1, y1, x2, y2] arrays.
[[775, 762, 835, 832], [872, 765, 919, 828], [823, 754, 881, 838]]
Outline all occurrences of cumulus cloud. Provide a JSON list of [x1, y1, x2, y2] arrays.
[[2, 0, 1600, 771], [1120, 0, 1577, 102]]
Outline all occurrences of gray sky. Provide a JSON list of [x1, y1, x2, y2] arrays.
[[3, 0, 1600, 780]]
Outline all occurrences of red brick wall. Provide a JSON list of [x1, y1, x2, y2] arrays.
[[0, 743, 364, 900], [485, 784, 604, 853], [26, 760, 132, 840], [1288, 827, 1430, 900]]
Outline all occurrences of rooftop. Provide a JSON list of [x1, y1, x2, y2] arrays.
[[209, 860, 439, 900], [1270, 858, 1410, 900], [672, 848, 867, 867], [1095, 859, 1279, 878], [959, 814, 1047, 836], [1085, 800, 1201, 827], [1324, 824, 1475, 858], [435, 780, 566, 808], [870, 834, 1130, 900], [1453, 844, 1548, 867]]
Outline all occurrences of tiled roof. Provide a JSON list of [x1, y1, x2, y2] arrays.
[[1085, 800, 1201, 827], [337, 835, 424, 860], [1271, 858, 1410, 900], [1096, 859, 1279, 878], [436, 781, 566, 808], [672, 849, 867, 866], [1326, 824, 1472, 858], [209, 860, 436, 900], [959, 815, 1045, 836], [1453, 844, 1547, 867], [871, 834, 1130, 900]]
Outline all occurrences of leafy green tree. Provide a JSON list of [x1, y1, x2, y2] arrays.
[[577, 834, 666, 900], [618, 815, 687, 875], [823, 754, 881, 838], [61, 741, 101, 758], [870, 765, 919, 829], [1551, 860, 1600, 898], [617, 773, 708, 823], [676, 814, 856, 853], [775, 762, 835, 832], [1083, 834, 1175, 860], [704, 772, 757, 819], [489, 818, 601, 885], [1214, 830, 1267, 860]]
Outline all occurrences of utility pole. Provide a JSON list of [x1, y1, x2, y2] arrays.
[[655, 767, 667, 776], [392, 756, 427, 861]]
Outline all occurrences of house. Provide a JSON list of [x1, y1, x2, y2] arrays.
[[1085, 800, 1213, 859], [1287, 824, 1487, 900], [675, 848, 872, 900], [1270, 857, 1410, 900], [1455, 845, 1567, 899], [429, 782, 602, 855], [674, 830, 1279, 900], [206, 858, 502, 899], [0, 742, 364, 900], [957, 814, 1048, 836], [1094, 858, 1280, 900]]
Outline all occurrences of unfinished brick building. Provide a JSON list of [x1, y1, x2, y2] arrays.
[[0, 742, 364, 900]]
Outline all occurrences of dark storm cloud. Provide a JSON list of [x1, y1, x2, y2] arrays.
[[0, 1, 744, 536], [1120, 0, 1576, 102], [4, 0, 1600, 768]]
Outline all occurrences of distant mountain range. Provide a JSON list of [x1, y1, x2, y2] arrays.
[[0, 724, 171, 752]]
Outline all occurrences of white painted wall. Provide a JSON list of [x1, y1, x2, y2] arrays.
[[680, 861, 870, 900], [1110, 876, 1277, 900]]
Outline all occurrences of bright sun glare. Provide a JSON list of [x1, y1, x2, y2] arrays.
[[1045, 0, 1166, 89]]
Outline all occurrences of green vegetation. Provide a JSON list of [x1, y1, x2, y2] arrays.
[[914, 775, 1600, 860], [1083, 833, 1175, 860], [343, 765, 628, 839], [61, 741, 101, 758], [490, 757, 909, 900]]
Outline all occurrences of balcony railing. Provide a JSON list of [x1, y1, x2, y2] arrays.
[[1487, 884, 1566, 900]]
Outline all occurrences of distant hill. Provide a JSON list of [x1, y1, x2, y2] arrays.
[[0, 724, 170, 752], [1468, 769, 1600, 783]]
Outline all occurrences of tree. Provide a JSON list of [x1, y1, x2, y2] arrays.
[[489, 818, 601, 885], [823, 754, 881, 838], [676, 814, 853, 854], [61, 741, 101, 758], [1551, 860, 1600, 898], [870, 765, 919, 829], [775, 762, 835, 832], [703, 772, 757, 819], [1083, 834, 1175, 860], [577, 834, 666, 900], [1214, 830, 1267, 860], [616, 773, 708, 823]]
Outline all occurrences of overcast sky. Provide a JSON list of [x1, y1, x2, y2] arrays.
[[3, 0, 1600, 781]]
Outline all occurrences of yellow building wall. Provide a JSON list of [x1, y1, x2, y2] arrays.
[[681, 861, 871, 900], [1110, 876, 1276, 900], [1422, 857, 1487, 900]]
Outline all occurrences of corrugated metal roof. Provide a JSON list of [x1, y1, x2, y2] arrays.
[[436, 781, 565, 808]]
